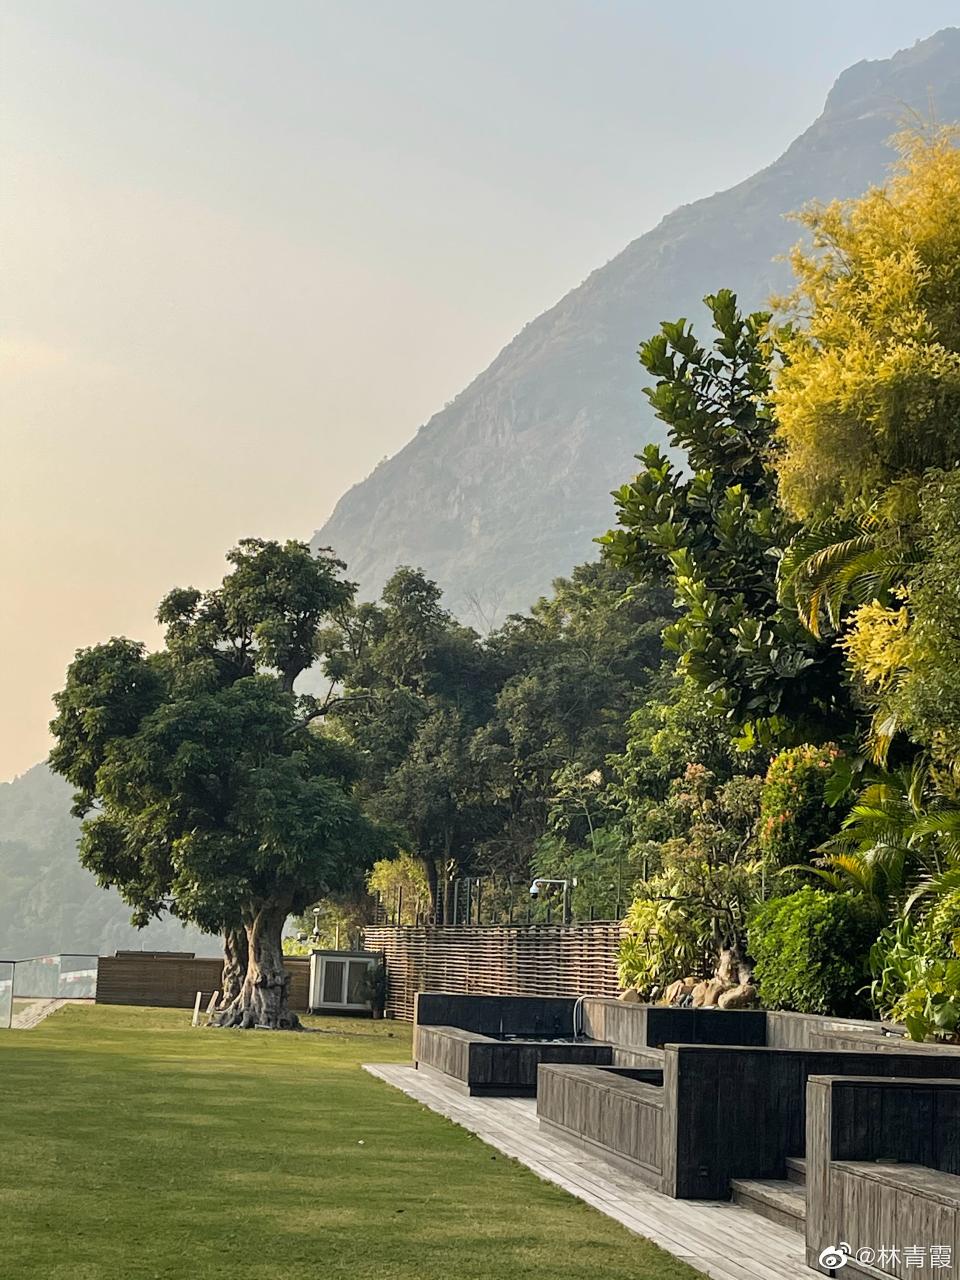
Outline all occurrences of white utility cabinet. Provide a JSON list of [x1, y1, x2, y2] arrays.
[[308, 949, 379, 1013]]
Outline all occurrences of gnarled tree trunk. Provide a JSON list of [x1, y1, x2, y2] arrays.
[[218, 925, 248, 1009], [212, 903, 299, 1031]]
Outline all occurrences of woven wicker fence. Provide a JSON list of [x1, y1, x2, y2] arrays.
[[363, 922, 624, 1021]]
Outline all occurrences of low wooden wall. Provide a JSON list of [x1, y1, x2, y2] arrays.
[[581, 1000, 766, 1051], [415, 993, 578, 1037], [806, 1075, 960, 1277], [663, 1044, 960, 1200], [415, 1024, 612, 1095], [415, 1025, 475, 1086], [538, 1064, 664, 1184], [766, 1010, 892, 1050], [365, 923, 623, 1021], [96, 953, 310, 1011]]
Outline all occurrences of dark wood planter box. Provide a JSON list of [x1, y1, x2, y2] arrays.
[[414, 1023, 612, 1095], [806, 1075, 960, 1277]]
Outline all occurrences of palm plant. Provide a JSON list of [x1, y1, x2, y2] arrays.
[[802, 763, 954, 914], [777, 484, 920, 639]]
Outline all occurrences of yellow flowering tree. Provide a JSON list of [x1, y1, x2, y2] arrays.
[[773, 127, 960, 518]]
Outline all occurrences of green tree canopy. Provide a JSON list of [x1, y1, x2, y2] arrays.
[[600, 290, 848, 740], [49, 539, 382, 1029], [773, 127, 960, 518]]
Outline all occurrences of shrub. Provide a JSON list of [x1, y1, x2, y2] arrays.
[[747, 886, 880, 1016], [871, 893, 960, 1041], [759, 744, 843, 874], [618, 894, 711, 998]]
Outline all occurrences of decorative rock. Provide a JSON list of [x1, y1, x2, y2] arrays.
[[716, 947, 749, 986], [662, 977, 698, 1006], [718, 983, 760, 1010], [617, 987, 641, 1003], [692, 978, 733, 1008]]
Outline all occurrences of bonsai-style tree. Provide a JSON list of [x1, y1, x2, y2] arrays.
[[49, 539, 384, 1029]]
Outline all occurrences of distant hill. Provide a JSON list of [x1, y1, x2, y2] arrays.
[[313, 28, 960, 628], [0, 764, 215, 958]]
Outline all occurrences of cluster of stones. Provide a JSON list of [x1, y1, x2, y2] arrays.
[[619, 948, 760, 1010]]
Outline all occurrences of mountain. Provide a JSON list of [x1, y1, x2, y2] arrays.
[[0, 764, 215, 958], [312, 28, 960, 627]]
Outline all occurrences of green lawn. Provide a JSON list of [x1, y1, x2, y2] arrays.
[[0, 1005, 700, 1280]]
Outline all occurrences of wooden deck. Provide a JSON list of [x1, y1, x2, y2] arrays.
[[364, 1062, 821, 1280]]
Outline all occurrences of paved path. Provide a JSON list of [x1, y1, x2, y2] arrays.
[[364, 1061, 821, 1280], [11, 998, 68, 1029]]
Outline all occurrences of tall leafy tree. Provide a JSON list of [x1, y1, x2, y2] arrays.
[[476, 560, 672, 881], [326, 566, 502, 919], [773, 127, 960, 520], [600, 289, 848, 742], [49, 540, 382, 1029]]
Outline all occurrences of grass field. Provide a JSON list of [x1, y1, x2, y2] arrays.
[[0, 1005, 700, 1280]]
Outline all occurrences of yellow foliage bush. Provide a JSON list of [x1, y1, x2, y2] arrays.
[[773, 127, 960, 516], [841, 600, 913, 692]]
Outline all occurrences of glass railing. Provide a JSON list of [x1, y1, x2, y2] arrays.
[[52, 955, 98, 999], [0, 962, 12, 1030], [0, 954, 99, 1026]]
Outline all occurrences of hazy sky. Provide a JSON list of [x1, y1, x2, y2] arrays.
[[3, 2, 958, 782]]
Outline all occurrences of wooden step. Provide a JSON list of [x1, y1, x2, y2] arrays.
[[785, 1156, 806, 1187], [730, 1178, 806, 1234]]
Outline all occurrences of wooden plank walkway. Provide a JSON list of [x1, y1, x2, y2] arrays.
[[364, 1062, 821, 1280]]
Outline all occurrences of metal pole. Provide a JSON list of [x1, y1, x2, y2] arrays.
[[476, 879, 483, 926], [465, 877, 472, 926], [452, 878, 459, 925], [562, 881, 570, 926]]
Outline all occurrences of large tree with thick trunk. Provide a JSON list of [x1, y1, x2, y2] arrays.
[[49, 539, 383, 1029]]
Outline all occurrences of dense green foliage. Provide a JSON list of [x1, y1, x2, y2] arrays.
[[610, 130, 960, 1034], [774, 128, 960, 518], [325, 560, 670, 920], [600, 290, 847, 741], [748, 888, 880, 1016], [759, 744, 843, 874], [618, 763, 764, 995]]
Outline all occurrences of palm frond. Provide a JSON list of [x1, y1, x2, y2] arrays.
[[905, 866, 960, 916], [778, 504, 912, 638]]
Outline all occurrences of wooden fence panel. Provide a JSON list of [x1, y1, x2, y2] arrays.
[[96, 953, 310, 1011], [363, 923, 624, 1021]]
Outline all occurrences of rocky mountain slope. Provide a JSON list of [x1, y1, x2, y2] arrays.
[[313, 28, 960, 626], [0, 764, 215, 958]]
